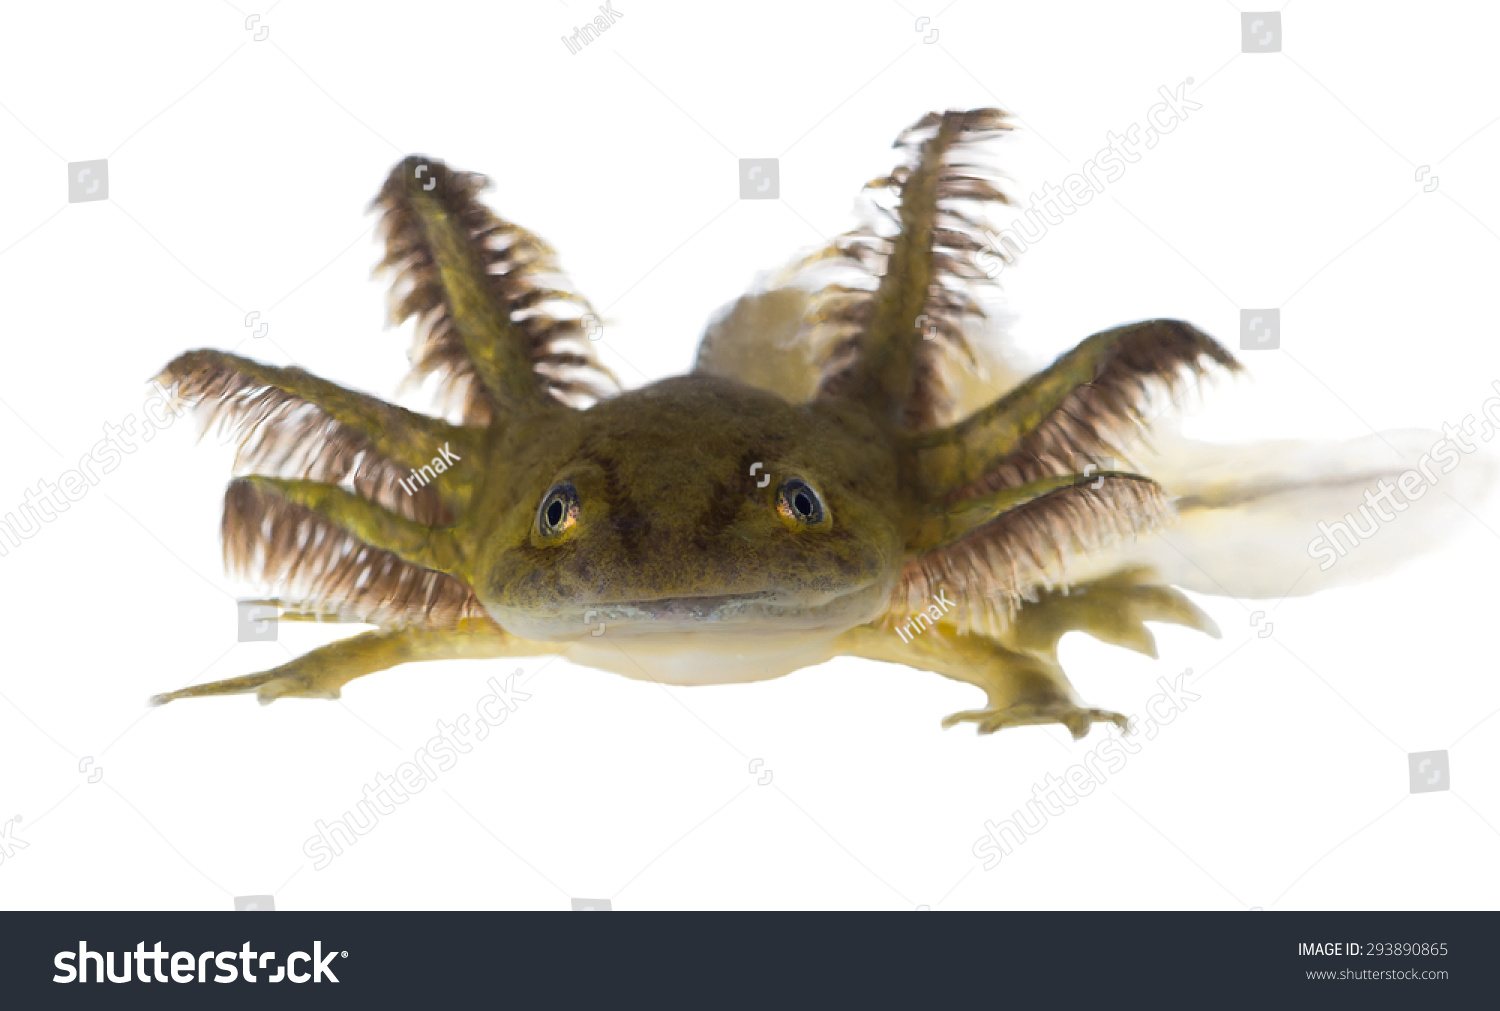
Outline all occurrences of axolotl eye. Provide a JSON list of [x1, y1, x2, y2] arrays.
[[776, 478, 828, 527], [537, 483, 580, 539]]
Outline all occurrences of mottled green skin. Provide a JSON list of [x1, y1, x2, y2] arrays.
[[468, 374, 905, 640]]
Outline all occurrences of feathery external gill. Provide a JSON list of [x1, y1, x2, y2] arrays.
[[158, 349, 478, 525], [221, 477, 485, 628], [802, 109, 1013, 429], [372, 156, 618, 424], [892, 472, 1171, 637], [904, 319, 1241, 504]]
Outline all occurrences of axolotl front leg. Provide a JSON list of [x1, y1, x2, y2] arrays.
[[150, 617, 560, 705], [838, 569, 1218, 737], [839, 622, 1127, 738]]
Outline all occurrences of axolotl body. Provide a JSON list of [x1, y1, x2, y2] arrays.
[[152, 108, 1436, 737]]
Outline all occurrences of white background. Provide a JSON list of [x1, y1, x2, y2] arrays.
[[1, 0, 1498, 910]]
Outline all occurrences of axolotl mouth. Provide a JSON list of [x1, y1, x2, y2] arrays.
[[486, 584, 889, 641]]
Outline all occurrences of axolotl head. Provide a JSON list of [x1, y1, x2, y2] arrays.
[[472, 375, 904, 641]]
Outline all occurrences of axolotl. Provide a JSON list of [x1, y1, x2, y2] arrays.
[[150, 109, 1453, 737]]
